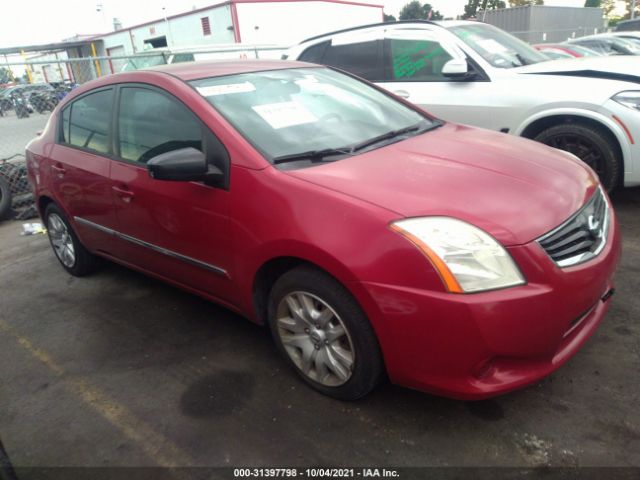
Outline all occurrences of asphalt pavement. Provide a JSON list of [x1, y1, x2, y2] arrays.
[[0, 186, 638, 475]]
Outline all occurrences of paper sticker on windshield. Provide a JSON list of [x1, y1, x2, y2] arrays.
[[476, 38, 508, 54], [196, 82, 255, 96], [252, 101, 317, 129]]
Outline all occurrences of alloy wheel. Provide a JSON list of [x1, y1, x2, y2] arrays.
[[47, 213, 76, 268], [276, 291, 355, 387]]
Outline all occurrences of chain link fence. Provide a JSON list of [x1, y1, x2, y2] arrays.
[[0, 46, 286, 222]]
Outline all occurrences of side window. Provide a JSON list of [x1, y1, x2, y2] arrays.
[[117, 87, 203, 164], [65, 89, 112, 154], [581, 41, 605, 54], [299, 41, 329, 64], [389, 39, 454, 82], [172, 53, 195, 63], [321, 41, 384, 81]]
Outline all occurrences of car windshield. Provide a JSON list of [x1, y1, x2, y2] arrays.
[[615, 36, 640, 53], [449, 23, 548, 68], [564, 44, 602, 57], [191, 67, 433, 163], [121, 54, 168, 72]]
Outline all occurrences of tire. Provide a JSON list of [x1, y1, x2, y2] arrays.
[[267, 265, 383, 400], [534, 123, 621, 192], [0, 177, 11, 221], [44, 203, 98, 276]]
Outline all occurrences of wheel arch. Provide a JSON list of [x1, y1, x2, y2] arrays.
[[516, 110, 629, 180], [37, 195, 55, 218], [251, 252, 368, 327]]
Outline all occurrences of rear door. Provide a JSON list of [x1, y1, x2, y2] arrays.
[[50, 87, 120, 255], [109, 84, 234, 302]]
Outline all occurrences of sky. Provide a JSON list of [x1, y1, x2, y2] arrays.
[[0, 0, 619, 48]]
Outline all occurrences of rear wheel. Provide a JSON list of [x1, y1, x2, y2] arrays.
[[534, 123, 621, 192], [267, 266, 383, 400], [44, 203, 98, 276]]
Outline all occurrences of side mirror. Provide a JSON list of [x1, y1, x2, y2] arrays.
[[442, 59, 475, 80], [147, 147, 224, 186]]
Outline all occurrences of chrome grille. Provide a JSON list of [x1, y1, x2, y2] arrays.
[[538, 188, 609, 267]]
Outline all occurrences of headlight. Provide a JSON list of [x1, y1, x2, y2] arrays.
[[391, 217, 525, 293], [613, 91, 640, 111]]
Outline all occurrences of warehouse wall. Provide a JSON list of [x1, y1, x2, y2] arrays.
[[482, 6, 604, 44], [236, 1, 384, 45]]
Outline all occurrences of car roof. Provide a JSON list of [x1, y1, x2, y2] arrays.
[[297, 20, 439, 45], [611, 31, 640, 38], [144, 59, 314, 81], [572, 33, 626, 41], [296, 19, 488, 46]]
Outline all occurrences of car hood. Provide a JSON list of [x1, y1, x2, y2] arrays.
[[286, 123, 598, 246], [514, 56, 640, 83]]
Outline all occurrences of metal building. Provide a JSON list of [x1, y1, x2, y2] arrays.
[[481, 5, 605, 44]]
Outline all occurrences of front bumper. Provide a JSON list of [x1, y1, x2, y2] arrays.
[[357, 209, 622, 400]]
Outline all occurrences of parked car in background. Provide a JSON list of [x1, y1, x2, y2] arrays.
[[615, 18, 640, 32], [0, 83, 53, 113], [287, 20, 640, 191], [609, 31, 640, 49], [26, 60, 620, 401], [567, 34, 640, 56], [121, 44, 287, 72], [534, 43, 602, 59]]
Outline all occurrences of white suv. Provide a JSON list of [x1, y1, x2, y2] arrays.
[[287, 20, 640, 191]]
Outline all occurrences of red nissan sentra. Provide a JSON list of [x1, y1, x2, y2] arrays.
[[26, 60, 621, 400]]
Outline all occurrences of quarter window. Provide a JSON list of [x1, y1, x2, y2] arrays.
[[299, 41, 329, 64], [389, 39, 454, 81], [117, 87, 203, 163], [63, 89, 112, 154]]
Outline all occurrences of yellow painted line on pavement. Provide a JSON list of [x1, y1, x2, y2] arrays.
[[0, 319, 194, 469]]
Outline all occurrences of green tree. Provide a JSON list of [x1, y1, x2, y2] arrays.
[[602, 0, 617, 15], [383, 13, 397, 22], [584, 0, 600, 6], [463, 0, 506, 19], [623, 0, 639, 19], [399, 1, 443, 21], [509, 0, 544, 6]]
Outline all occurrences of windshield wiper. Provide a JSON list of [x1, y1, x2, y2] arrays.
[[272, 120, 441, 165], [349, 120, 441, 153], [272, 147, 352, 165]]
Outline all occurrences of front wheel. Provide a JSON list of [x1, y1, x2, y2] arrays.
[[534, 123, 621, 192], [44, 203, 98, 276], [267, 266, 383, 400]]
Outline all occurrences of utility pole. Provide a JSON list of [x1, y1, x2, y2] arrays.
[[482, 0, 489, 22]]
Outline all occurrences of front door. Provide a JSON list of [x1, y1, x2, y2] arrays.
[[376, 31, 504, 131], [109, 85, 234, 303]]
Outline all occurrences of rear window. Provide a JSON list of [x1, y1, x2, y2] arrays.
[[321, 41, 384, 81], [62, 89, 112, 155]]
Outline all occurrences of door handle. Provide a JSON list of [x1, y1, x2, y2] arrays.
[[112, 185, 135, 202], [52, 163, 66, 177], [394, 90, 410, 99]]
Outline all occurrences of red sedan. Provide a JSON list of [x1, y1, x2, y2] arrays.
[[533, 43, 602, 59], [26, 60, 620, 400]]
